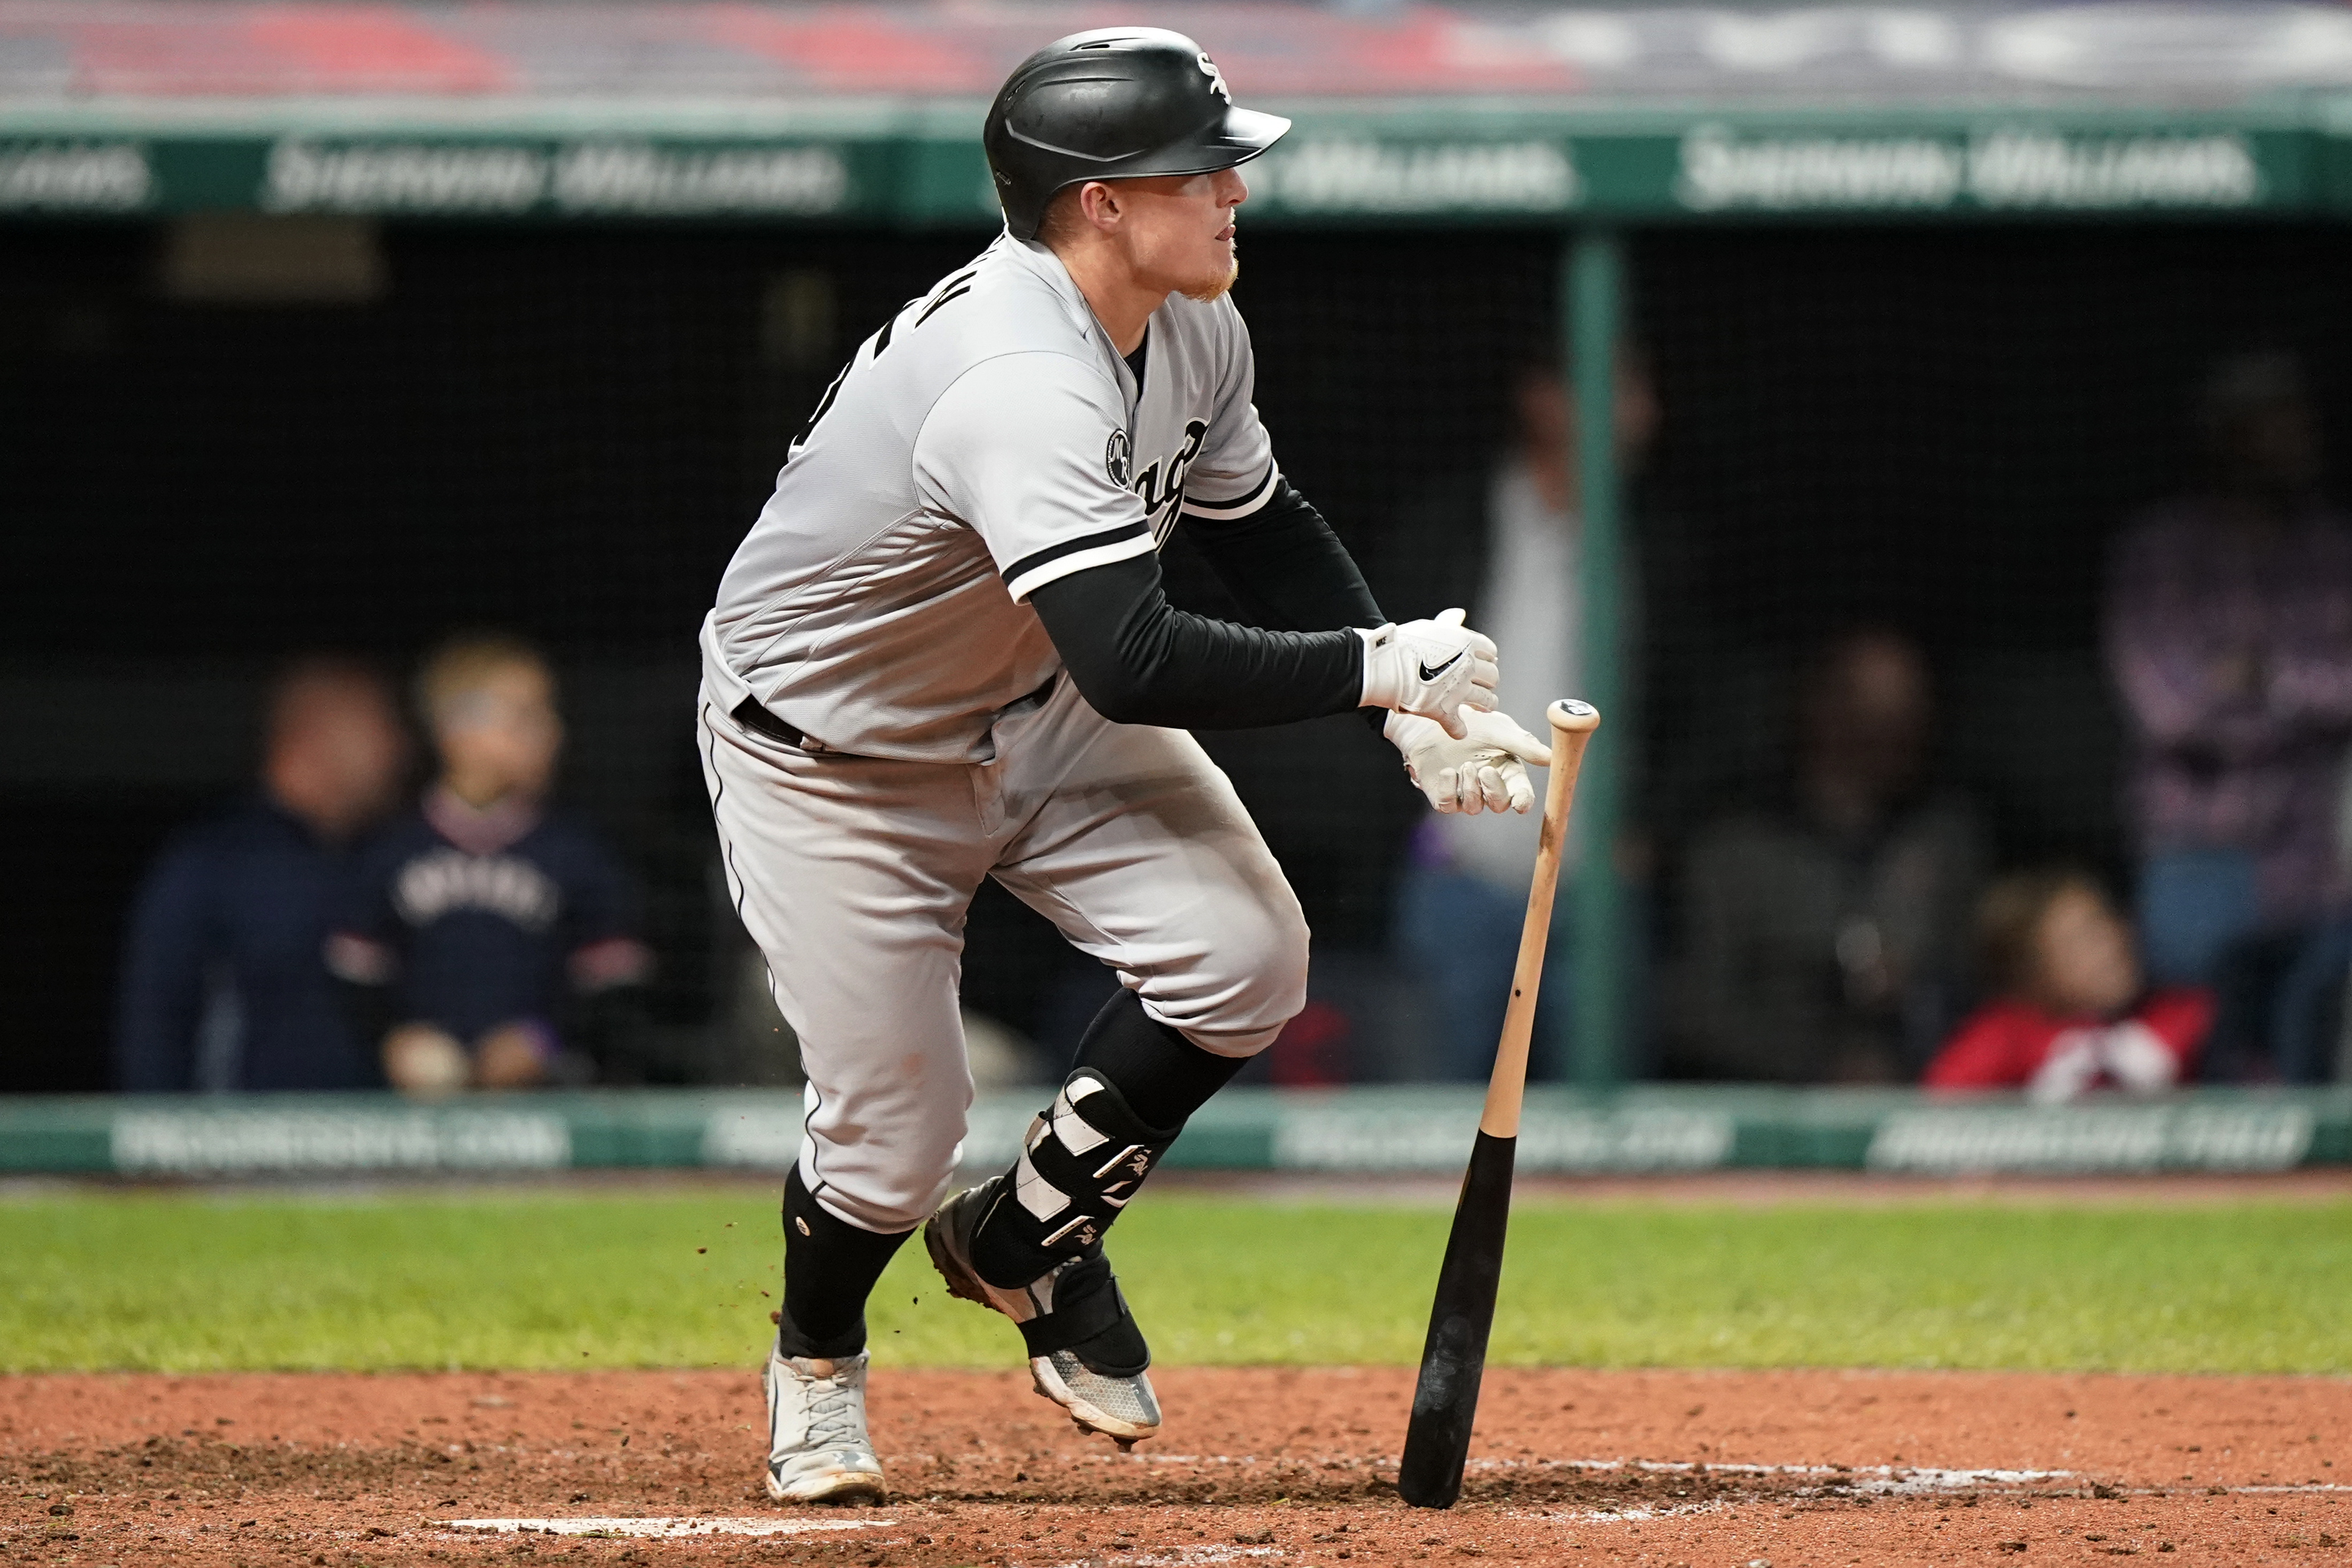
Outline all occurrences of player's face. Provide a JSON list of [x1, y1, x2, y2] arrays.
[[1108, 166, 1247, 303]]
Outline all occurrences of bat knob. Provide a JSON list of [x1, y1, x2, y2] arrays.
[[1547, 698, 1601, 733]]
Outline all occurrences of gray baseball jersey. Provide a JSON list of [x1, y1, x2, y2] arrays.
[[702, 233, 1280, 764]]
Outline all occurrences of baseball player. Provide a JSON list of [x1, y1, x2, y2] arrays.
[[698, 27, 1555, 1504]]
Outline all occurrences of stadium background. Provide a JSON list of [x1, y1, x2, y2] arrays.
[[3, 20, 2347, 1566], [5, 0, 2352, 1122]]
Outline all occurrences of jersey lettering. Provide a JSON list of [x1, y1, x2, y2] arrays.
[[791, 274, 979, 461], [790, 359, 851, 458], [916, 271, 979, 327], [1132, 418, 1210, 526], [392, 848, 560, 932]]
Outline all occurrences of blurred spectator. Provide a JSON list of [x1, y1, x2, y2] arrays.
[[2257, 770, 2352, 1084], [2105, 350, 2352, 1078], [1666, 628, 1987, 1082], [114, 658, 409, 1091], [328, 634, 649, 1093], [2269, 912, 2352, 1083], [1925, 870, 2210, 1100], [1388, 353, 1661, 1079]]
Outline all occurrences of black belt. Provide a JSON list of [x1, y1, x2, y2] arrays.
[[731, 696, 819, 751], [731, 677, 1056, 757]]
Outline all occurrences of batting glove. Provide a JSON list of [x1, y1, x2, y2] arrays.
[[1358, 608, 1500, 738], [1386, 706, 1551, 815]]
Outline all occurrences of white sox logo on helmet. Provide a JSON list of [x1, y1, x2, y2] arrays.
[[1196, 52, 1231, 103]]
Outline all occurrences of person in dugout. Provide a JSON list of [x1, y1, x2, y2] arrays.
[[1925, 868, 2211, 1101], [115, 657, 411, 1092], [328, 633, 650, 1092]]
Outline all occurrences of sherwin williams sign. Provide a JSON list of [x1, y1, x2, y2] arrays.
[[259, 139, 856, 217], [0, 124, 2317, 221], [1246, 137, 1583, 217], [0, 141, 152, 211], [1672, 127, 2269, 212]]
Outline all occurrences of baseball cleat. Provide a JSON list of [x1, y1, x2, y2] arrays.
[[925, 1182, 1162, 1449], [760, 1342, 887, 1503]]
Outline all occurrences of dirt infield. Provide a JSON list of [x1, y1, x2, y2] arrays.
[[4, 1366, 2346, 1566]]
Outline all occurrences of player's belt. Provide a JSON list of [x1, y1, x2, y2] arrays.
[[729, 678, 1056, 757], [730, 697, 821, 752]]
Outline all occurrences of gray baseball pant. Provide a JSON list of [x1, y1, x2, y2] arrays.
[[698, 674, 1309, 1234]]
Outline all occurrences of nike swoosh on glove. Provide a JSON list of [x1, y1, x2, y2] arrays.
[[1386, 706, 1551, 814], [1357, 608, 1500, 738]]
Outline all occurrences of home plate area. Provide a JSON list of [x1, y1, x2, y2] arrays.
[[4, 1365, 2346, 1564]]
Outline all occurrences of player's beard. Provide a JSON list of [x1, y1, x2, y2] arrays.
[[1181, 247, 1240, 304]]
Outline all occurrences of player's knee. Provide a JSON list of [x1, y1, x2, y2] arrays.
[[1184, 896, 1310, 1059], [1259, 902, 1311, 1018]]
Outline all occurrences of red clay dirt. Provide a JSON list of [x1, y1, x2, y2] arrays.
[[2, 1366, 2345, 1566]]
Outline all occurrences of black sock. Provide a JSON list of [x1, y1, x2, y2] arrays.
[[777, 1166, 912, 1360], [1072, 988, 1249, 1127]]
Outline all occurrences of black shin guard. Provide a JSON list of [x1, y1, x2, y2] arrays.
[[965, 1070, 1171, 1378], [969, 991, 1248, 1289], [971, 1067, 1178, 1290], [966, 993, 1255, 1375], [777, 1166, 913, 1361]]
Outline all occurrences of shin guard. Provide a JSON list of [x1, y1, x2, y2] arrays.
[[970, 1067, 1178, 1290]]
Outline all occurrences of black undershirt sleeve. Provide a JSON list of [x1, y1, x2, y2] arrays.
[[1027, 550, 1364, 729], [1178, 478, 1386, 634], [1027, 477, 1394, 731]]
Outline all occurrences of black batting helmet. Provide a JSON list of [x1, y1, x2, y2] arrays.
[[983, 28, 1290, 242]]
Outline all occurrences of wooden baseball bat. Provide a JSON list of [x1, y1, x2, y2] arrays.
[[1396, 697, 1601, 1511]]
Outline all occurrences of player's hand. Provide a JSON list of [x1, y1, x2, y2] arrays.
[[1358, 608, 1499, 737], [1386, 706, 1551, 814]]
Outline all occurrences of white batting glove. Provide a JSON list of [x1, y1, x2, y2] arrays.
[[1386, 706, 1551, 814], [1358, 608, 1500, 739]]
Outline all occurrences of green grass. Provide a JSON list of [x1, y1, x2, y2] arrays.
[[2, 1189, 2345, 1374]]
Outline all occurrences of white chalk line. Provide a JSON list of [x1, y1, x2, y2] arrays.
[[435, 1477, 2347, 1543], [441, 1516, 895, 1539], [1065, 1455, 2352, 1506], [1073, 1452, 2071, 1489], [1052, 1549, 1284, 1567]]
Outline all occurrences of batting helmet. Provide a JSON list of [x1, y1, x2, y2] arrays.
[[983, 28, 1291, 242]]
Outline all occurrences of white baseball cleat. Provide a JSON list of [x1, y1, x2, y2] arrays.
[[760, 1343, 887, 1503], [924, 1183, 1162, 1449]]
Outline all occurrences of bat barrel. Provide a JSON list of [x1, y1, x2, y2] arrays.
[[1396, 1130, 1518, 1509]]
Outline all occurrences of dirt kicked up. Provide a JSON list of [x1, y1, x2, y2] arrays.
[[3, 1366, 2346, 1566]]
